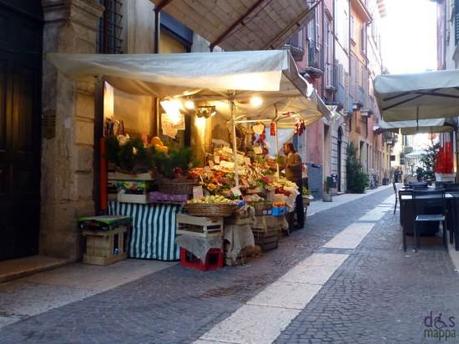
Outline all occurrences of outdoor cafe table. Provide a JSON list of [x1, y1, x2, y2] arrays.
[[399, 191, 459, 250]]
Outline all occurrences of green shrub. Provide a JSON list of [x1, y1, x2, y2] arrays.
[[152, 147, 193, 178], [346, 143, 369, 193], [105, 136, 153, 173]]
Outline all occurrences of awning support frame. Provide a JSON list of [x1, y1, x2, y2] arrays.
[[209, 0, 268, 51], [263, 0, 322, 49]]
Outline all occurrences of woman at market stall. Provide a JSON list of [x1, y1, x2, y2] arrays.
[[282, 143, 304, 230]]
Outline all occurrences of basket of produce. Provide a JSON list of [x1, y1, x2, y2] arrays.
[[185, 196, 238, 217], [251, 201, 272, 216], [157, 177, 198, 195]]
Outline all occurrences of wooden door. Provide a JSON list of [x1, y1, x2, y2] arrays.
[[0, 2, 42, 260]]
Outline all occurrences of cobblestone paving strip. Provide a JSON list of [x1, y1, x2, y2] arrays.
[[0, 188, 393, 344], [275, 199, 459, 344], [196, 198, 393, 344]]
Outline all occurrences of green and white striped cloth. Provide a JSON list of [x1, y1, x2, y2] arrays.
[[108, 201, 181, 261]]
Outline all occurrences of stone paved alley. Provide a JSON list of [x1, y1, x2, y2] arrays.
[[1, 186, 459, 344]]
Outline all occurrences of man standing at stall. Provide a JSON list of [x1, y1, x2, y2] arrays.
[[282, 143, 304, 230]]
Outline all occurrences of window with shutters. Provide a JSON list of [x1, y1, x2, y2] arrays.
[[361, 26, 367, 54], [324, 16, 334, 87], [98, 0, 123, 54], [455, 0, 459, 45], [350, 16, 355, 44]]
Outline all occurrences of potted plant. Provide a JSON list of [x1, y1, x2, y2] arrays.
[[105, 135, 157, 203], [153, 146, 198, 195], [322, 180, 332, 202], [346, 143, 369, 193], [105, 135, 155, 180]]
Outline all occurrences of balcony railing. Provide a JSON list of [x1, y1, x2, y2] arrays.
[[284, 43, 305, 61], [307, 40, 322, 69]]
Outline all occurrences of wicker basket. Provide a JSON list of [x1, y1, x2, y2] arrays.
[[250, 201, 272, 216], [184, 203, 237, 217], [157, 178, 197, 195]]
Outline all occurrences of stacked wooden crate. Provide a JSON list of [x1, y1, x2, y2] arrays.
[[251, 215, 284, 251]]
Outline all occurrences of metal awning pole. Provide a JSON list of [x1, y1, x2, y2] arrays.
[[231, 99, 240, 187], [275, 107, 280, 177], [276, 123, 280, 177], [456, 128, 459, 183]]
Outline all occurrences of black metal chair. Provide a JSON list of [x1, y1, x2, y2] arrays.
[[409, 181, 428, 189], [445, 184, 459, 191], [448, 192, 459, 245], [406, 190, 447, 252], [398, 189, 413, 227], [393, 181, 398, 214]]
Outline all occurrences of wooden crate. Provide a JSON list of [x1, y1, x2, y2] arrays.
[[252, 227, 280, 252], [82, 226, 129, 265], [176, 213, 223, 238], [117, 192, 150, 204]]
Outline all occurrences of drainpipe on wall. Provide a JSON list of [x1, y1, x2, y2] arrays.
[[455, 128, 459, 183], [443, 0, 447, 70], [332, 0, 336, 103], [321, 0, 325, 97], [154, 8, 160, 53], [348, 0, 352, 111]]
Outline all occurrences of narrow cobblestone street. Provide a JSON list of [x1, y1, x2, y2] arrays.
[[1, 186, 458, 344]]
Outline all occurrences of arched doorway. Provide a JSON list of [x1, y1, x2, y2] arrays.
[[337, 127, 343, 192]]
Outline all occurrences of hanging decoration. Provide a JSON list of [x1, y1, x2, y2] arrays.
[[295, 120, 306, 136], [252, 122, 265, 135], [270, 121, 276, 137]]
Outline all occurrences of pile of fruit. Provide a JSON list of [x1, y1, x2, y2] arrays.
[[151, 136, 168, 153], [187, 195, 235, 205]]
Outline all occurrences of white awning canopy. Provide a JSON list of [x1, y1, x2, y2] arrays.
[[48, 50, 327, 126], [378, 118, 456, 135], [374, 69, 459, 122], [150, 0, 316, 51]]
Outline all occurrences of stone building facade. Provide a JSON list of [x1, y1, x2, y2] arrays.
[[40, 0, 104, 260], [0, 0, 215, 262]]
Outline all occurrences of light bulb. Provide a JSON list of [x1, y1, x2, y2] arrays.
[[184, 99, 195, 110], [250, 95, 263, 108], [160, 99, 183, 125]]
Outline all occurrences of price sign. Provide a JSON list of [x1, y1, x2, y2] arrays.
[[193, 186, 204, 200], [231, 186, 242, 197], [253, 146, 263, 155]]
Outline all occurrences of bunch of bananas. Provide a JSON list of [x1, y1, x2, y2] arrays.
[[187, 195, 234, 204]]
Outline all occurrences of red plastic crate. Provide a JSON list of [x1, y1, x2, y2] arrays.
[[180, 247, 224, 271]]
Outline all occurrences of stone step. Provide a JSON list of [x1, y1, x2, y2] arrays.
[[0, 256, 70, 283]]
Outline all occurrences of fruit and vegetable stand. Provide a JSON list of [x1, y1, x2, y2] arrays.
[[49, 50, 327, 266]]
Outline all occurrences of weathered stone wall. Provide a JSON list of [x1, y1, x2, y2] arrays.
[[40, 0, 103, 259], [121, 0, 155, 54]]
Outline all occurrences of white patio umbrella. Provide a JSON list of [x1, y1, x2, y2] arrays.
[[378, 118, 456, 135], [374, 69, 459, 180], [374, 69, 459, 122]]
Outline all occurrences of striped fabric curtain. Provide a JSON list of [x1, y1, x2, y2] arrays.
[[108, 201, 182, 261]]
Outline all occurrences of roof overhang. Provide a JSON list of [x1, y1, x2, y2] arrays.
[[351, 0, 372, 23], [150, 0, 319, 51]]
